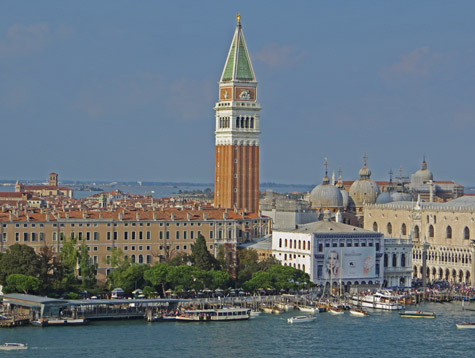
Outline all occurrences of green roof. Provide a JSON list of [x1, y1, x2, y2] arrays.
[[221, 24, 255, 82]]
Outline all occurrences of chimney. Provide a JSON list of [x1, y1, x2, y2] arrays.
[[136, 212, 140, 221], [118, 212, 123, 221], [45, 213, 50, 222], [203, 213, 207, 221], [99, 213, 103, 220], [171, 213, 175, 221], [9, 212, 13, 222], [187, 213, 191, 221], [153, 212, 157, 221]]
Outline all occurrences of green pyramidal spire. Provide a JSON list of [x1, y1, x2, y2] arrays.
[[220, 14, 256, 82]]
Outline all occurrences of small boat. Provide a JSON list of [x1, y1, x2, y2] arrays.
[[250, 310, 261, 318], [456, 322, 475, 329], [0, 343, 28, 351], [297, 306, 319, 314], [399, 310, 436, 318], [349, 308, 370, 317], [328, 306, 345, 315], [287, 315, 317, 324]]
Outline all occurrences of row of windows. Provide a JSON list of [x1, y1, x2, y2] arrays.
[[278, 238, 310, 250], [374, 222, 471, 240], [2, 220, 254, 229], [413, 250, 472, 265], [383, 253, 407, 267], [277, 238, 380, 252]]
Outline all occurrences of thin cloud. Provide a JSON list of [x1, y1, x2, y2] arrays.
[[381, 46, 441, 80], [0, 23, 74, 58], [0, 24, 50, 57], [254, 43, 306, 68], [76, 73, 214, 122]]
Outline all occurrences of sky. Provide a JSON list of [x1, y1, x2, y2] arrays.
[[1, 1, 474, 187]]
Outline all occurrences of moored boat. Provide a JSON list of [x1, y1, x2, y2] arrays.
[[175, 308, 250, 322], [456, 322, 475, 329], [399, 310, 436, 318], [350, 290, 403, 311], [328, 306, 345, 315], [349, 308, 370, 317], [287, 315, 317, 324], [250, 310, 261, 318], [0, 343, 28, 351], [297, 306, 319, 314]]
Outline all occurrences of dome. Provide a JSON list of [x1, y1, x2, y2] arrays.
[[349, 180, 380, 206], [412, 159, 433, 183], [349, 157, 380, 207], [391, 191, 413, 202], [376, 191, 392, 204], [340, 189, 350, 209], [376, 191, 412, 204], [310, 174, 343, 208]]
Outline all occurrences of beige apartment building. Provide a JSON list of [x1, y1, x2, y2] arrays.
[[364, 196, 475, 285], [0, 207, 271, 283]]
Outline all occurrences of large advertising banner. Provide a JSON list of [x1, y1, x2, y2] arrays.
[[323, 247, 376, 280]]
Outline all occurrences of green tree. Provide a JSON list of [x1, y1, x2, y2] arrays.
[[58, 237, 79, 289], [189, 234, 219, 271], [208, 269, 232, 290], [0, 244, 40, 285], [5, 274, 42, 294], [144, 264, 171, 296], [103, 247, 127, 268], [107, 264, 149, 293], [243, 271, 273, 292], [37, 245, 61, 293], [236, 249, 260, 286], [78, 243, 97, 289]]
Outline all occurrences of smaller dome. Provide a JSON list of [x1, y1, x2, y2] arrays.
[[412, 158, 433, 183], [340, 189, 349, 209], [376, 191, 392, 204], [358, 166, 371, 179], [310, 183, 343, 208]]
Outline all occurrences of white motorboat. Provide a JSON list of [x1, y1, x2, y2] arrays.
[[287, 315, 317, 324], [0, 343, 28, 351], [349, 308, 370, 317], [250, 310, 261, 318], [297, 306, 319, 314], [400, 311, 436, 319], [456, 322, 475, 329], [350, 291, 402, 311]]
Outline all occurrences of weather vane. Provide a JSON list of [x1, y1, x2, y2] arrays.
[[237, 13, 241, 24]]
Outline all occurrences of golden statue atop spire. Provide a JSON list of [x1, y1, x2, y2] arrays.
[[237, 13, 241, 25]]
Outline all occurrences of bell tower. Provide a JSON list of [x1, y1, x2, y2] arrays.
[[214, 14, 261, 213]]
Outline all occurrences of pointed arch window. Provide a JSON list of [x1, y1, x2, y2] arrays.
[[373, 222, 378, 232], [387, 222, 392, 235], [429, 225, 434, 238], [446, 226, 452, 239], [414, 225, 420, 239], [401, 223, 407, 236], [464, 227, 470, 240]]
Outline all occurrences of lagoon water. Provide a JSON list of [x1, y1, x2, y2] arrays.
[[1, 302, 474, 358]]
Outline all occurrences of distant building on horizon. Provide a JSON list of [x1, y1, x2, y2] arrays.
[[214, 14, 261, 213], [14, 172, 73, 199]]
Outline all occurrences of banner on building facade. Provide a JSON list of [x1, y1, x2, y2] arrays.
[[323, 247, 376, 280]]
